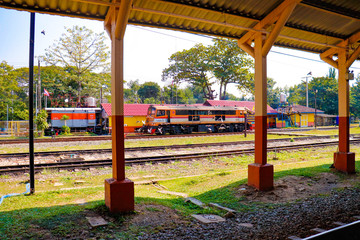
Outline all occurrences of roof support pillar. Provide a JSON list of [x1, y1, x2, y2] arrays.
[[104, 0, 134, 213], [247, 33, 274, 190], [238, 0, 300, 190], [334, 48, 355, 173], [320, 31, 360, 174]]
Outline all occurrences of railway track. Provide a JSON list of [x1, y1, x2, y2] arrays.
[[289, 217, 360, 240], [0, 135, 338, 158], [0, 132, 252, 144], [2, 139, 360, 174], [0, 126, 355, 145]]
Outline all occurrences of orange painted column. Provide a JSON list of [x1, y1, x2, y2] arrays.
[[334, 49, 355, 173], [104, 19, 134, 212], [248, 33, 274, 190]]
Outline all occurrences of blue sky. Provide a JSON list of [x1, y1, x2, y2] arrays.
[[1, 7, 359, 97]]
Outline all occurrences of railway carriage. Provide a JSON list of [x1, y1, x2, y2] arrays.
[[142, 105, 250, 135], [45, 108, 102, 134]]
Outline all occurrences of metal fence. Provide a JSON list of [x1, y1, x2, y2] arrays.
[[0, 121, 30, 137]]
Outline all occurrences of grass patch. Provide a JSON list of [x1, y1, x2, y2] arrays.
[[2, 144, 360, 238]]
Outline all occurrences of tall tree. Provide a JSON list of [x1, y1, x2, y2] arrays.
[[208, 38, 254, 100], [138, 82, 161, 102], [267, 78, 282, 109], [162, 44, 217, 99], [0, 61, 28, 120], [43, 26, 110, 102], [350, 74, 360, 117]]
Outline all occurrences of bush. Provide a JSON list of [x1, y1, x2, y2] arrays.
[[61, 125, 71, 135]]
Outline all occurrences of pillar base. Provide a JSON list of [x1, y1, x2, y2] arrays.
[[248, 163, 274, 191], [105, 178, 134, 213], [334, 152, 355, 173]]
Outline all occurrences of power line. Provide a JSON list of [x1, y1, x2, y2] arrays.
[[132, 26, 360, 70]]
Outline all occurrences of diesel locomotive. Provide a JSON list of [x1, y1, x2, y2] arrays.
[[141, 105, 251, 135]]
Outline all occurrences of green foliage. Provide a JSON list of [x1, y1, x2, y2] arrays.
[[61, 125, 70, 135], [60, 115, 70, 127], [35, 110, 49, 136], [0, 61, 29, 120], [208, 38, 254, 99], [43, 26, 110, 102], [162, 43, 217, 99], [287, 70, 338, 115], [267, 78, 282, 109], [350, 74, 360, 117], [137, 82, 161, 102]]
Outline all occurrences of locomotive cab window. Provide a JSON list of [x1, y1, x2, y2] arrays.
[[157, 110, 166, 116], [148, 107, 156, 116]]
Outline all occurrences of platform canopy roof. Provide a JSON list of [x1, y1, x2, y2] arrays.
[[1, 0, 359, 57]]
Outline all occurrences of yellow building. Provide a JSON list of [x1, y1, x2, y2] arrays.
[[101, 103, 151, 133], [277, 105, 325, 128]]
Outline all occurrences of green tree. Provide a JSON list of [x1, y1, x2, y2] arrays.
[[288, 75, 338, 115], [35, 109, 49, 136], [162, 44, 217, 99], [0, 61, 28, 120], [43, 26, 110, 102], [267, 78, 282, 109], [124, 80, 141, 103], [350, 74, 360, 117], [60, 115, 70, 127], [138, 82, 161, 102], [208, 38, 254, 99]]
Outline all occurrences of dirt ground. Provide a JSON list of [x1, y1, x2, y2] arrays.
[[112, 172, 359, 230], [236, 172, 357, 203]]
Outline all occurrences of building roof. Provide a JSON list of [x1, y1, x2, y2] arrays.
[[204, 100, 278, 114], [101, 103, 151, 116], [1, 1, 359, 58], [291, 104, 325, 114]]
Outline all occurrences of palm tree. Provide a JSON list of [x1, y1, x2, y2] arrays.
[[60, 115, 70, 126]]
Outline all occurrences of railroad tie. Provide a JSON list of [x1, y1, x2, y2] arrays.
[[288, 236, 302, 240], [310, 228, 326, 233]]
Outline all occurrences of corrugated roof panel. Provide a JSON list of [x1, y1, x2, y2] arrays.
[[0, 0, 359, 56], [289, 4, 359, 38]]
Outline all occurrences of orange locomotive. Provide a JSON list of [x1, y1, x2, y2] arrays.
[[141, 105, 251, 135]]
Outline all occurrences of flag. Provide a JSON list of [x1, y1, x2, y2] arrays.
[[44, 88, 50, 96]]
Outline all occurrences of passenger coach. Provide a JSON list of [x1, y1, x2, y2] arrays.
[[142, 105, 250, 135]]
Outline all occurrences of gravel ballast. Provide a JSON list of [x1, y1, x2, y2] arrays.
[[139, 188, 360, 240]]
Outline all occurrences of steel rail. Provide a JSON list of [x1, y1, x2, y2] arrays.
[[2, 139, 360, 174], [0, 135, 337, 158]]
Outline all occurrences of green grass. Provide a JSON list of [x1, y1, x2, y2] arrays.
[[2, 144, 360, 239]]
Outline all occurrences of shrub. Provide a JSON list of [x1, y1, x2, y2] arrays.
[[61, 125, 71, 135]]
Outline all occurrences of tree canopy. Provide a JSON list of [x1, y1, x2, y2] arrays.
[[208, 38, 253, 100], [43, 26, 110, 102]]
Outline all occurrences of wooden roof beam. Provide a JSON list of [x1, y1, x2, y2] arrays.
[[320, 31, 360, 69], [71, 0, 120, 7], [238, 0, 301, 46], [262, 0, 298, 56], [133, 7, 345, 50], [115, 0, 132, 40]]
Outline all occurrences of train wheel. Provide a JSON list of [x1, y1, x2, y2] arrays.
[[187, 127, 192, 134], [228, 125, 234, 132]]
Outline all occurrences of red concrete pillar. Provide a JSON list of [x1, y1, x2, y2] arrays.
[[104, 13, 134, 212], [248, 33, 274, 190], [334, 48, 355, 173]]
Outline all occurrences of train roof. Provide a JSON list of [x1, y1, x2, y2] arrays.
[[150, 105, 248, 111], [45, 108, 101, 111]]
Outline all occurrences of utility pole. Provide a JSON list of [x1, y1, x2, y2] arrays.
[[38, 58, 41, 111], [302, 72, 312, 107], [314, 89, 318, 129]]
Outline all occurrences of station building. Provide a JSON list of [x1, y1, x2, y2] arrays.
[[101, 103, 151, 133]]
